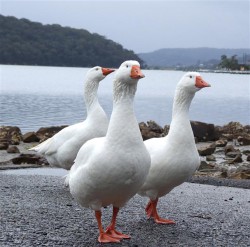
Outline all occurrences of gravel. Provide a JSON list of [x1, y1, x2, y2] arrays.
[[0, 172, 250, 247]]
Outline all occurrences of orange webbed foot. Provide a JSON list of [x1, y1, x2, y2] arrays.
[[105, 227, 131, 239], [98, 232, 121, 243], [145, 198, 175, 224], [154, 217, 175, 224]]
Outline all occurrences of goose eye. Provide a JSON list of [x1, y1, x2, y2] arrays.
[[95, 68, 99, 71], [189, 75, 192, 79], [126, 65, 129, 68]]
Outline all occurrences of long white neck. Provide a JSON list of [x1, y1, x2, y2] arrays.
[[84, 79, 100, 115], [172, 86, 194, 119], [168, 86, 195, 141], [106, 79, 142, 144]]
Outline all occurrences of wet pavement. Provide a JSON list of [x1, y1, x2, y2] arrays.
[[0, 171, 250, 246]]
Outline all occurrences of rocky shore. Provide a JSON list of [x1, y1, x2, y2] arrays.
[[0, 121, 250, 183]]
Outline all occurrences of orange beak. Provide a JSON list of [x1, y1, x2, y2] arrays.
[[102, 68, 115, 76], [195, 76, 211, 88], [130, 65, 145, 79]]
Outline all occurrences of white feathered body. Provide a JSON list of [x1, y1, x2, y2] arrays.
[[30, 66, 111, 170], [69, 62, 151, 211], [69, 103, 150, 210], [138, 116, 200, 200], [32, 106, 108, 170], [138, 73, 205, 201]]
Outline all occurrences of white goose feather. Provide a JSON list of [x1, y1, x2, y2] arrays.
[[30, 66, 114, 170], [138, 72, 211, 224], [68, 60, 151, 243]]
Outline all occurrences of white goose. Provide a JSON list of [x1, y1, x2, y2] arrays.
[[138, 72, 211, 224], [30, 66, 114, 171], [68, 60, 151, 243]]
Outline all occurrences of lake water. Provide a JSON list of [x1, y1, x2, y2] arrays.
[[0, 65, 249, 133]]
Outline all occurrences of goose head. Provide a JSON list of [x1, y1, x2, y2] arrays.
[[84, 66, 115, 109], [178, 72, 211, 94], [86, 66, 115, 82], [115, 60, 145, 84]]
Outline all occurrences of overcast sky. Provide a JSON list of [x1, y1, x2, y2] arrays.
[[1, 0, 249, 53]]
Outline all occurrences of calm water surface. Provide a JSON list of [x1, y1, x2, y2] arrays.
[[0, 65, 249, 133]]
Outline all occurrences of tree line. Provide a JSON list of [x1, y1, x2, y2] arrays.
[[0, 15, 145, 68], [218, 54, 250, 70]]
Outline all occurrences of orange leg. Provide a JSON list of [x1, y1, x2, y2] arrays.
[[95, 211, 120, 243], [145, 200, 154, 218], [105, 207, 131, 239], [145, 198, 175, 224]]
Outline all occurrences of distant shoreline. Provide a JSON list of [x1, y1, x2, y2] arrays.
[[198, 69, 250, 75], [150, 68, 250, 74], [1, 64, 250, 74]]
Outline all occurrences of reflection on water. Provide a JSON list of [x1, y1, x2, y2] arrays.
[[1, 167, 68, 176]]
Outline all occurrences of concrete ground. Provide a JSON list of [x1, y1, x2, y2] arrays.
[[0, 171, 250, 247]]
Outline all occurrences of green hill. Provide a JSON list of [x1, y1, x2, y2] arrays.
[[0, 15, 145, 68]]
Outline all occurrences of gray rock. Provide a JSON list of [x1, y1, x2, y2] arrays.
[[206, 154, 216, 161], [236, 163, 250, 172], [11, 154, 49, 165], [226, 154, 243, 164], [198, 161, 216, 171], [229, 163, 250, 179], [163, 125, 170, 136], [221, 122, 244, 135], [0, 126, 22, 145], [22, 132, 40, 143], [215, 139, 228, 147], [139, 122, 162, 140], [0, 142, 9, 150], [147, 120, 163, 133], [198, 143, 216, 156], [224, 144, 237, 155], [226, 151, 241, 158], [219, 122, 250, 143], [242, 150, 250, 155], [220, 133, 234, 141], [191, 121, 218, 142], [238, 135, 250, 145], [6, 146, 20, 153], [247, 155, 250, 162]]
